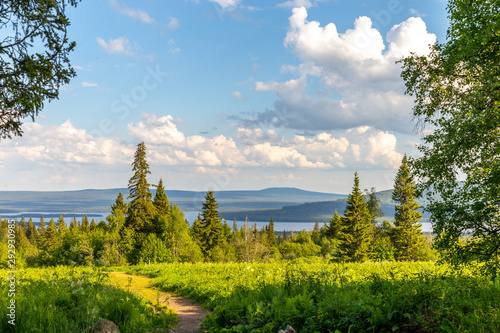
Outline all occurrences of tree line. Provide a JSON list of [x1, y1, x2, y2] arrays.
[[0, 143, 433, 267]]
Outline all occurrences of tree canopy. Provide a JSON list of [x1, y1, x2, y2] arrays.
[[0, 0, 80, 139], [401, 0, 500, 274]]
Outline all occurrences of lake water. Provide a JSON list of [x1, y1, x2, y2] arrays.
[[0, 211, 433, 233]]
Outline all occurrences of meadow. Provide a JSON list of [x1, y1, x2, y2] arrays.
[[124, 258, 500, 333], [0, 266, 177, 333]]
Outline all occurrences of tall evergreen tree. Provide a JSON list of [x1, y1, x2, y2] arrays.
[[19, 217, 26, 232], [337, 172, 372, 262], [38, 214, 46, 234], [69, 218, 77, 232], [392, 154, 424, 261], [89, 218, 97, 231], [126, 142, 156, 232], [81, 215, 90, 232], [26, 217, 37, 243], [365, 187, 384, 223], [199, 191, 224, 255]]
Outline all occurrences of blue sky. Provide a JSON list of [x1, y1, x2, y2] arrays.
[[0, 0, 449, 194]]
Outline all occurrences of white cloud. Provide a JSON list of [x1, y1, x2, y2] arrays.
[[81, 81, 98, 88], [277, 0, 316, 9], [232, 91, 245, 100], [109, 0, 155, 23], [167, 39, 180, 54], [97, 37, 134, 56], [236, 8, 436, 133], [167, 17, 180, 30], [209, 0, 242, 9]]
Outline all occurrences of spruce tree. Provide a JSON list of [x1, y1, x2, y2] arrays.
[[57, 214, 67, 233], [338, 172, 372, 262], [392, 154, 424, 261], [26, 217, 37, 242], [126, 142, 156, 232], [81, 215, 89, 232], [89, 218, 97, 231], [43, 218, 58, 248], [111, 191, 128, 216], [199, 191, 224, 255], [38, 214, 46, 234], [153, 178, 169, 217], [365, 187, 384, 223], [69, 218, 77, 232], [19, 217, 26, 232], [327, 210, 342, 239]]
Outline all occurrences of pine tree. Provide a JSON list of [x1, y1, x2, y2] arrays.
[[392, 154, 424, 261], [326, 210, 342, 239], [199, 191, 224, 255], [365, 187, 384, 223], [337, 172, 372, 262], [111, 191, 128, 216], [57, 214, 67, 233], [126, 142, 156, 232]]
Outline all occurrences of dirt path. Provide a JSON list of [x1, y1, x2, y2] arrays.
[[108, 271, 210, 333]]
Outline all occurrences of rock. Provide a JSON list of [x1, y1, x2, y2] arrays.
[[285, 325, 296, 333], [83, 319, 120, 333], [278, 330, 286, 333]]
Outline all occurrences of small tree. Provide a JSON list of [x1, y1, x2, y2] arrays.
[[392, 154, 425, 261], [365, 187, 383, 223], [199, 191, 224, 256], [337, 172, 372, 262]]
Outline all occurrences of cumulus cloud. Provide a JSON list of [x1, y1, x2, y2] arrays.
[[277, 0, 316, 8], [97, 37, 134, 56], [232, 91, 245, 100], [234, 8, 436, 133], [109, 0, 155, 23]]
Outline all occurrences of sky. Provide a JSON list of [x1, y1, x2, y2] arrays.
[[0, 0, 449, 194]]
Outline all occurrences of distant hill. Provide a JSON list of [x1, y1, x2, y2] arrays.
[[0, 187, 346, 216]]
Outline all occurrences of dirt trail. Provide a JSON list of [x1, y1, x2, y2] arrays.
[[108, 271, 210, 333]]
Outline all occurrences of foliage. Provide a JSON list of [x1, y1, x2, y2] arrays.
[[0, 0, 80, 139], [392, 154, 426, 261], [400, 0, 500, 275], [337, 172, 372, 262], [126, 259, 500, 333], [199, 191, 224, 256], [366, 187, 384, 223], [0, 267, 176, 332]]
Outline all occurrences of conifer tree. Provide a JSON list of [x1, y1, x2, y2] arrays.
[[153, 178, 169, 217], [69, 218, 77, 232], [199, 191, 224, 255], [126, 142, 156, 232], [38, 214, 46, 234], [111, 191, 128, 216], [190, 214, 203, 246], [327, 210, 342, 239], [365, 187, 384, 223], [43, 218, 58, 248], [19, 217, 26, 232], [26, 217, 37, 244], [81, 215, 89, 232], [311, 219, 320, 244], [337, 172, 372, 262], [57, 214, 67, 233], [232, 218, 239, 241], [89, 218, 97, 231], [268, 216, 276, 246], [392, 154, 424, 261]]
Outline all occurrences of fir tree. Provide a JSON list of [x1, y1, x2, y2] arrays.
[[19, 217, 26, 232], [153, 178, 169, 217], [126, 142, 156, 232], [43, 218, 58, 248], [365, 187, 384, 223], [190, 214, 203, 246], [57, 214, 67, 233], [89, 218, 97, 231], [69, 218, 77, 232], [38, 214, 46, 234], [81, 215, 90, 232], [111, 191, 128, 217], [26, 217, 37, 244], [199, 191, 224, 255], [337, 172, 372, 262], [392, 154, 424, 261], [326, 210, 342, 239]]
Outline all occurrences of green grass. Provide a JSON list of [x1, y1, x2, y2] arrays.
[[0, 266, 177, 333], [125, 258, 500, 333]]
